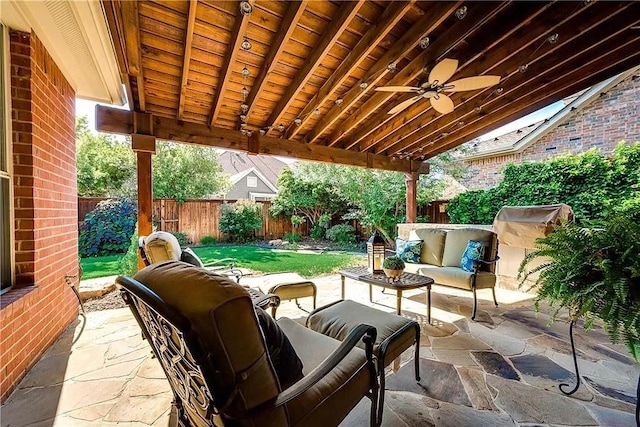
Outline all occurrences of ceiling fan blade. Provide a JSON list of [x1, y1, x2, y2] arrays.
[[430, 94, 455, 115], [375, 86, 420, 93], [388, 96, 421, 115], [445, 75, 501, 92], [428, 58, 458, 84]]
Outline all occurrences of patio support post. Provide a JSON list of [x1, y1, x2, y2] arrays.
[[132, 133, 156, 269], [405, 172, 419, 223]]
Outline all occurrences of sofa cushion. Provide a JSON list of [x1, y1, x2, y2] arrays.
[[442, 228, 495, 268], [417, 266, 496, 290], [396, 238, 423, 263], [409, 228, 447, 266], [460, 240, 486, 272], [180, 247, 205, 267]]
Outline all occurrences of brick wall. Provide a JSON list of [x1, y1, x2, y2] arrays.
[[461, 74, 640, 190], [0, 30, 78, 402]]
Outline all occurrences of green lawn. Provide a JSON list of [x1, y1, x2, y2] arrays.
[[80, 246, 364, 279], [80, 255, 122, 279]]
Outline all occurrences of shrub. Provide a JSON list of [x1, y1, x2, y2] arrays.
[[326, 223, 356, 243], [170, 231, 191, 246], [310, 225, 325, 240], [199, 235, 217, 245], [79, 198, 136, 257], [284, 232, 301, 243], [219, 200, 263, 243], [118, 224, 139, 276], [290, 214, 306, 227]]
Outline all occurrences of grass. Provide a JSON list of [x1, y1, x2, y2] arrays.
[[80, 255, 122, 280], [80, 245, 365, 279]]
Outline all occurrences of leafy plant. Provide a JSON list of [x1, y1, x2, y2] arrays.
[[291, 214, 306, 227], [199, 235, 217, 245], [310, 225, 325, 240], [170, 231, 191, 246], [326, 223, 356, 243], [383, 256, 405, 270], [79, 198, 137, 257], [519, 200, 640, 360], [118, 224, 139, 276], [218, 200, 263, 243], [284, 232, 301, 243]]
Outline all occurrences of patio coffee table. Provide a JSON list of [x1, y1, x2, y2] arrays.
[[339, 266, 435, 322]]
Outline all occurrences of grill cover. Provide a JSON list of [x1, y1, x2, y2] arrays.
[[492, 204, 574, 248]]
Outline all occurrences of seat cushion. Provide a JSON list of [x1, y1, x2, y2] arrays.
[[143, 231, 182, 263], [442, 228, 495, 268], [277, 317, 370, 427], [180, 247, 205, 267], [418, 266, 496, 290], [409, 228, 447, 266], [255, 308, 303, 389]]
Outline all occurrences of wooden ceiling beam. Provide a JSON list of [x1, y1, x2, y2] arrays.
[[322, 2, 508, 147], [387, 3, 638, 157], [265, 1, 365, 135], [177, 0, 198, 120], [304, 1, 462, 145], [95, 105, 427, 174], [244, 1, 307, 126], [102, 0, 133, 111], [425, 48, 640, 159], [350, 1, 557, 152], [208, 0, 253, 126], [120, 0, 145, 110], [285, 1, 415, 139]]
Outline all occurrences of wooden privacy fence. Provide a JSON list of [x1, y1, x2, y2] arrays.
[[78, 197, 309, 243], [78, 197, 450, 243]]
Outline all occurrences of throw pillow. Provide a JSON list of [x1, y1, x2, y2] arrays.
[[396, 238, 423, 263], [180, 247, 205, 268], [255, 307, 304, 390], [460, 240, 486, 272]]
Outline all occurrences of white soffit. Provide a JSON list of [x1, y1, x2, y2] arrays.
[[1, 0, 124, 105]]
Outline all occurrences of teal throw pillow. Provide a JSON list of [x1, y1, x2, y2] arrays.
[[396, 238, 423, 263], [460, 240, 485, 272]]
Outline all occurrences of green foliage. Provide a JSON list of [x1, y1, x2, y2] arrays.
[[153, 142, 230, 203], [284, 232, 302, 243], [76, 117, 136, 197], [290, 214, 306, 227], [383, 256, 405, 270], [519, 202, 640, 360], [118, 224, 139, 277], [79, 198, 137, 257], [448, 142, 640, 224], [218, 200, 263, 242], [310, 225, 326, 240], [170, 231, 191, 246], [199, 235, 217, 245], [326, 223, 356, 243]]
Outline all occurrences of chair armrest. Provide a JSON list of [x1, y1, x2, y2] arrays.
[[203, 257, 236, 268], [472, 256, 500, 273], [274, 324, 377, 407]]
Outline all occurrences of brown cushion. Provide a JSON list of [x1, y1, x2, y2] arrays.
[[409, 228, 447, 266], [441, 228, 495, 268]]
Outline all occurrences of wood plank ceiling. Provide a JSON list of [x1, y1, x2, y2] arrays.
[[100, 0, 640, 172]]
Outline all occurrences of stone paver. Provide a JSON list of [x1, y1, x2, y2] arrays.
[[2, 274, 637, 427]]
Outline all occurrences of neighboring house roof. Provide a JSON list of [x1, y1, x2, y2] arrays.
[[229, 167, 279, 193], [219, 151, 288, 187], [457, 66, 640, 161]]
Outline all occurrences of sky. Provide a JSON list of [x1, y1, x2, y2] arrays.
[[76, 98, 566, 147]]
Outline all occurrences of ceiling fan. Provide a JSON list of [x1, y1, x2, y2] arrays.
[[376, 58, 501, 115]]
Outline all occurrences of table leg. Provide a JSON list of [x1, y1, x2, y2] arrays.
[[427, 286, 431, 324], [369, 284, 373, 302], [397, 289, 402, 315], [341, 275, 345, 300]]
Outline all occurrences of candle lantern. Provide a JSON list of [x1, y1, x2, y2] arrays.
[[367, 232, 385, 274]]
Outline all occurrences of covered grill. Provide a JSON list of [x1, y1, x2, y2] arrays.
[[493, 204, 574, 249]]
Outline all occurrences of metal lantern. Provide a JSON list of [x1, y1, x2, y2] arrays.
[[367, 232, 386, 274]]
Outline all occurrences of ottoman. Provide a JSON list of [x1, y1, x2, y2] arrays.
[[307, 300, 420, 422], [261, 272, 317, 317]]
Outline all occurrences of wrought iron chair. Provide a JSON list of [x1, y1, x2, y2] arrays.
[[117, 261, 379, 427], [138, 231, 278, 311]]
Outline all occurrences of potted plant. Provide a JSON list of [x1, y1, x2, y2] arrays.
[[519, 199, 640, 402], [383, 256, 405, 280]]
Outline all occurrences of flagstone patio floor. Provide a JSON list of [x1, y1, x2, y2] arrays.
[[2, 273, 638, 426]]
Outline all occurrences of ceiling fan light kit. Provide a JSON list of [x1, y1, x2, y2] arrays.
[[376, 58, 501, 115]]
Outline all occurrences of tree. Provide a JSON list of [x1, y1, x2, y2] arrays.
[[152, 142, 230, 203], [76, 116, 136, 197]]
